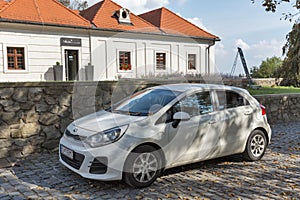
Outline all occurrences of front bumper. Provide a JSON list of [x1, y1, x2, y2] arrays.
[[59, 136, 128, 181]]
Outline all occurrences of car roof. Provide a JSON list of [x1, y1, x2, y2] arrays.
[[151, 83, 249, 94]]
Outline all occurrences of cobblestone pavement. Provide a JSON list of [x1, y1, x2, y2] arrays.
[[0, 122, 299, 200]]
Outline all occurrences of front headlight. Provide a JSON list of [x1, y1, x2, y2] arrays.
[[85, 125, 128, 148]]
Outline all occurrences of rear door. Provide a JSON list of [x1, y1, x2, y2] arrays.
[[215, 90, 254, 156]]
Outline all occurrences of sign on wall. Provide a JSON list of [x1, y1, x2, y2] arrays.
[[60, 38, 82, 47]]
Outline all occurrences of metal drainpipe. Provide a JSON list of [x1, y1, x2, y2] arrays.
[[88, 30, 92, 65], [206, 39, 216, 74]]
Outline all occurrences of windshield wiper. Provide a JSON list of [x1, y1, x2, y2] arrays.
[[112, 110, 145, 116], [127, 111, 142, 116]]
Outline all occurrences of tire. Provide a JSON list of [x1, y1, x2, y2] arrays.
[[123, 145, 162, 188], [243, 130, 267, 161]]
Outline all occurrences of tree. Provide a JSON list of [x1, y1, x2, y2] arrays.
[[252, 0, 300, 21], [59, 0, 88, 11], [253, 0, 300, 86], [59, 0, 70, 7], [251, 56, 283, 78], [278, 23, 300, 86]]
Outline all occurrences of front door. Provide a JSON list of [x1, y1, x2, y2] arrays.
[[164, 91, 222, 166], [65, 50, 79, 81]]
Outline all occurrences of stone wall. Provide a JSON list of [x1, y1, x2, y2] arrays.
[[0, 81, 167, 158], [255, 94, 300, 124], [252, 78, 283, 87], [0, 81, 299, 159]]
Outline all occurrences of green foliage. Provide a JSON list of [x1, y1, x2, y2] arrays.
[[251, 56, 283, 78], [278, 23, 300, 86], [248, 86, 300, 95], [59, 0, 70, 7], [252, 0, 300, 21]]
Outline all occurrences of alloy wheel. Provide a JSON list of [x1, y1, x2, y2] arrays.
[[250, 134, 265, 157], [132, 152, 158, 183]]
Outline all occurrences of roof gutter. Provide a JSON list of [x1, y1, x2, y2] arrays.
[[90, 27, 220, 42]]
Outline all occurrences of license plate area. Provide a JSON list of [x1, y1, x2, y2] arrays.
[[61, 145, 74, 160]]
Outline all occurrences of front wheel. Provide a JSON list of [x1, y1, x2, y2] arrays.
[[123, 145, 162, 188], [243, 130, 267, 161]]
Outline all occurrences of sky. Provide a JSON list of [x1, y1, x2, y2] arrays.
[[86, 0, 295, 75]]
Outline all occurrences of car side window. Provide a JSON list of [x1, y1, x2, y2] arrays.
[[156, 91, 213, 125], [216, 91, 249, 110], [174, 91, 213, 117]]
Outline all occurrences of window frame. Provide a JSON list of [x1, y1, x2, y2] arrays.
[[155, 52, 167, 71], [3, 44, 28, 73], [187, 53, 197, 71], [118, 50, 132, 72], [215, 90, 250, 111], [156, 91, 214, 124]]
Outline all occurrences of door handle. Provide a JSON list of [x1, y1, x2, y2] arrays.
[[244, 110, 253, 115], [208, 120, 216, 124]]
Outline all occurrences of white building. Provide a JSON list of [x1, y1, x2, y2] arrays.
[[0, 0, 219, 82]]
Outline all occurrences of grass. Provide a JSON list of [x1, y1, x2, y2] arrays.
[[248, 86, 300, 95]]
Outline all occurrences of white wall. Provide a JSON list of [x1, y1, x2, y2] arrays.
[[91, 34, 213, 80], [0, 24, 217, 82], [0, 25, 90, 82]]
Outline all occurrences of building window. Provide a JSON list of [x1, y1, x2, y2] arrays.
[[156, 52, 166, 70], [119, 51, 131, 70], [7, 47, 25, 70], [188, 54, 196, 70]]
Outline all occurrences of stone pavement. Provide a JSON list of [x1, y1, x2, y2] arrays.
[[0, 122, 299, 200]]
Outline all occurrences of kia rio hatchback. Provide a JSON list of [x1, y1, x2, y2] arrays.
[[59, 84, 271, 188]]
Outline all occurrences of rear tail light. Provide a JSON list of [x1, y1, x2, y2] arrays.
[[260, 105, 266, 116]]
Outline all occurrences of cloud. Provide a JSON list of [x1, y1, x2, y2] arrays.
[[235, 39, 250, 50], [235, 39, 285, 69], [216, 39, 285, 75], [251, 39, 285, 57], [215, 43, 227, 57], [186, 17, 208, 31], [106, 0, 169, 14], [174, 0, 188, 5]]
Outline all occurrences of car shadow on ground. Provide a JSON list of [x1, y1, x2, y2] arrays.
[[9, 152, 245, 191], [6, 122, 300, 199], [7, 143, 300, 199]]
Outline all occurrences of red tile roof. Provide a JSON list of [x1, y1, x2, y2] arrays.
[[139, 7, 219, 40], [0, 0, 91, 28], [80, 0, 160, 33], [0, 0, 219, 40], [0, 1, 8, 10]]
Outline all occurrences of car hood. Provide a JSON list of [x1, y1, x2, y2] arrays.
[[72, 110, 147, 133]]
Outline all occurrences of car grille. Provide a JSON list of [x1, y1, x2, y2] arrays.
[[61, 151, 85, 170], [89, 157, 108, 174], [65, 129, 87, 141]]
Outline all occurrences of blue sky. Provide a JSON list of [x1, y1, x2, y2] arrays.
[[86, 0, 295, 75]]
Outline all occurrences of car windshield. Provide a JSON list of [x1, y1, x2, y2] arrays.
[[110, 89, 181, 116]]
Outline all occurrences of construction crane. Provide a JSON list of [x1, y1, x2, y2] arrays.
[[230, 47, 253, 86]]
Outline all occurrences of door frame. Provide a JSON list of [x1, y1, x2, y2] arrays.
[[61, 46, 82, 81]]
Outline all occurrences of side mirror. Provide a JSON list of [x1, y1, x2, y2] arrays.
[[173, 112, 191, 121], [172, 112, 190, 128]]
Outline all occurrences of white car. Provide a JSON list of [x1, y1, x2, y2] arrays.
[[59, 84, 271, 188]]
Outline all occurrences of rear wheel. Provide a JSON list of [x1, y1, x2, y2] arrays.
[[243, 130, 267, 161], [123, 145, 162, 188]]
